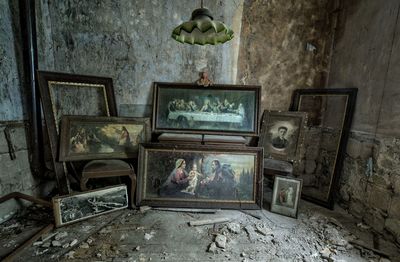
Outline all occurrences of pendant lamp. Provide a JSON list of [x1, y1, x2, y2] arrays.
[[171, 0, 234, 45]]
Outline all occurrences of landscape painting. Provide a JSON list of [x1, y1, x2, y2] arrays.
[[59, 116, 150, 161], [153, 83, 260, 136], [136, 144, 263, 209], [53, 185, 128, 227]]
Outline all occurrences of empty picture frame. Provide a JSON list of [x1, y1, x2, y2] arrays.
[[52, 185, 128, 227], [259, 111, 308, 162], [137, 143, 264, 209], [271, 176, 302, 218], [152, 82, 261, 136], [38, 71, 117, 193], [290, 88, 357, 209], [59, 116, 151, 161]]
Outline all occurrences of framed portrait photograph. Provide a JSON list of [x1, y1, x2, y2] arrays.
[[59, 116, 151, 161], [136, 144, 263, 209], [52, 185, 128, 227], [270, 176, 302, 218], [152, 82, 261, 136], [259, 111, 308, 162], [38, 71, 117, 192]]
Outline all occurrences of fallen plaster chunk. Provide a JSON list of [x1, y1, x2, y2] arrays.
[[244, 225, 258, 242], [188, 217, 231, 226], [52, 240, 62, 247], [79, 243, 89, 249], [55, 231, 68, 240], [86, 237, 94, 244], [33, 241, 43, 246], [215, 234, 227, 248], [207, 242, 218, 253], [140, 206, 152, 213], [42, 241, 51, 248], [241, 252, 247, 257], [134, 246, 141, 251], [356, 223, 370, 230], [320, 247, 332, 259], [62, 243, 69, 248], [70, 239, 78, 247], [144, 231, 155, 240], [65, 251, 75, 259], [35, 248, 49, 256], [255, 224, 273, 236], [227, 222, 241, 234]]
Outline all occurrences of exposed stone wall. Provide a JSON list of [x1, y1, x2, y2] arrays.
[[35, 0, 244, 115], [237, 0, 335, 112], [329, 0, 400, 243]]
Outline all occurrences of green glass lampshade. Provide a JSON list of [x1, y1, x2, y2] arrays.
[[172, 8, 234, 45]]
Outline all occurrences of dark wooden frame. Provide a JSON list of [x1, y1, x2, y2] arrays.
[[259, 111, 308, 162], [37, 71, 117, 193], [136, 143, 264, 209], [290, 88, 357, 209], [59, 116, 151, 161], [152, 82, 261, 136], [52, 184, 128, 227], [270, 175, 303, 218]]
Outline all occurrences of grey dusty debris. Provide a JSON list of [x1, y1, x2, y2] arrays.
[[255, 224, 273, 236], [134, 246, 141, 251], [320, 247, 332, 259], [241, 252, 247, 257], [55, 231, 68, 240], [140, 206, 152, 213], [96, 253, 102, 258], [52, 240, 62, 247], [62, 243, 69, 248], [144, 231, 155, 240], [215, 234, 227, 248], [65, 251, 75, 259], [244, 225, 258, 242], [86, 237, 94, 244], [42, 241, 51, 248], [79, 242, 89, 249], [207, 242, 218, 253], [70, 239, 78, 247], [33, 241, 43, 246], [227, 222, 241, 234]]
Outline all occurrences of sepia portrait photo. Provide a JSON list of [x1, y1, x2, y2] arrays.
[[259, 111, 308, 162]]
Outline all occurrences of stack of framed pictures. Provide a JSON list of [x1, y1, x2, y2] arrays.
[[136, 82, 265, 209]]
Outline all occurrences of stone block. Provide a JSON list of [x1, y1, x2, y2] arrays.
[[305, 160, 316, 174], [367, 184, 391, 212], [388, 196, 400, 219], [348, 200, 365, 219], [384, 218, 400, 243], [363, 209, 386, 233]]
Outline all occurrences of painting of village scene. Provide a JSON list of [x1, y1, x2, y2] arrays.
[[153, 84, 260, 135], [53, 185, 128, 227], [59, 116, 150, 161], [137, 145, 263, 209]]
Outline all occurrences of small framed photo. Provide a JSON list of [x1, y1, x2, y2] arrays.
[[270, 176, 302, 218], [136, 143, 263, 209], [52, 185, 128, 227], [59, 116, 151, 161], [152, 82, 261, 136], [259, 111, 307, 162]]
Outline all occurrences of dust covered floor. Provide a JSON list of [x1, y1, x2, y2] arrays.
[[2, 200, 400, 262]]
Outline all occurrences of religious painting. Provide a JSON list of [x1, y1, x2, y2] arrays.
[[38, 71, 117, 193], [259, 111, 308, 162], [53, 185, 128, 227], [270, 176, 302, 218], [152, 82, 260, 136], [59, 116, 150, 161], [136, 144, 263, 209]]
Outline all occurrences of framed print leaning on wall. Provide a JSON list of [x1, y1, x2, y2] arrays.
[[270, 176, 302, 218], [59, 116, 151, 161], [259, 111, 308, 162], [152, 82, 261, 136], [136, 144, 263, 209], [38, 71, 117, 193]]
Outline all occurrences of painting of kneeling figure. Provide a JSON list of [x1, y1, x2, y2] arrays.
[[136, 144, 263, 209], [53, 185, 128, 227]]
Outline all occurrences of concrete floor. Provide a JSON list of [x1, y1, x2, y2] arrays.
[[2, 198, 399, 262]]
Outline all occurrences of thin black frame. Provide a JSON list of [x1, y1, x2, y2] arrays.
[[290, 88, 357, 209], [152, 82, 261, 136]]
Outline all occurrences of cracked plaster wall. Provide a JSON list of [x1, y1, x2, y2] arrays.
[[35, 0, 244, 115], [237, 0, 335, 112], [329, 0, 400, 243]]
